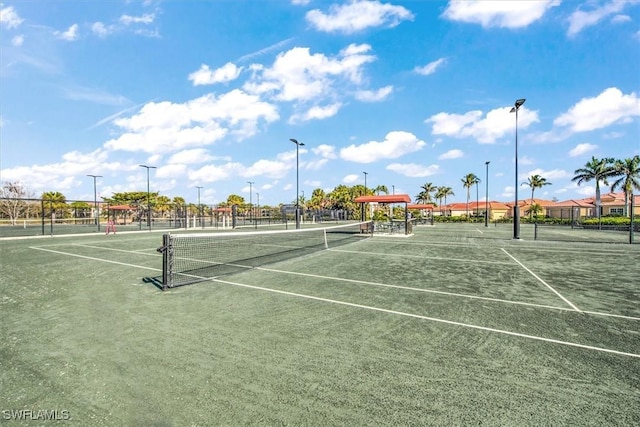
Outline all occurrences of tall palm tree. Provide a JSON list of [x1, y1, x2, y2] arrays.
[[524, 174, 552, 219], [441, 186, 455, 216], [461, 174, 478, 219], [572, 156, 615, 223], [435, 187, 447, 215], [419, 182, 437, 204], [610, 155, 640, 217]]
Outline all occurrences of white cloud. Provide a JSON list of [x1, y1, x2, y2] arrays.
[[156, 164, 187, 179], [168, 149, 216, 164], [120, 13, 155, 25], [246, 44, 376, 104], [567, 0, 635, 36], [611, 14, 632, 23], [188, 162, 244, 183], [553, 87, 640, 132], [426, 106, 539, 144], [55, 24, 79, 41], [523, 168, 571, 181], [442, 0, 560, 29], [189, 63, 243, 86], [104, 90, 279, 154], [414, 58, 446, 76], [439, 149, 464, 160], [386, 163, 439, 178], [343, 174, 360, 184], [244, 159, 290, 179], [305, 158, 329, 170], [292, 0, 311, 5], [354, 85, 393, 102], [289, 103, 342, 123], [0, 5, 23, 29], [91, 22, 113, 38], [11, 34, 23, 46], [312, 144, 337, 159], [568, 143, 598, 157], [340, 131, 426, 163], [306, 0, 414, 34]]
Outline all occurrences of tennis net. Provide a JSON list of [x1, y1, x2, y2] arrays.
[[151, 221, 373, 290]]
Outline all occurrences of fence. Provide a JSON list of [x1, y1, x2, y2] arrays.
[[0, 197, 354, 238]]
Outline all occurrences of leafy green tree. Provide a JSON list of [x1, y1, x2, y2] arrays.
[[308, 188, 326, 210], [418, 182, 436, 204], [572, 156, 615, 221], [610, 155, 640, 217], [524, 174, 552, 219], [461, 174, 479, 219], [525, 203, 543, 219]]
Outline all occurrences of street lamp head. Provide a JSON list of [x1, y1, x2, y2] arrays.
[[515, 98, 526, 108], [485, 161, 490, 165]]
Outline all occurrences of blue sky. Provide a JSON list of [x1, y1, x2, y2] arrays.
[[1, 0, 639, 206]]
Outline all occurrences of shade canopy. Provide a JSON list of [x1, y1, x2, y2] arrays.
[[354, 194, 411, 204]]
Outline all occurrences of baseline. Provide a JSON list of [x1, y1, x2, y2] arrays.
[[212, 276, 640, 359]]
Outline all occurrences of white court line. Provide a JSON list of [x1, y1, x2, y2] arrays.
[[211, 277, 640, 359], [475, 228, 484, 234], [73, 243, 160, 256], [30, 246, 162, 272], [501, 248, 581, 312], [30, 244, 640, 321], [329, 248, 513, 265]]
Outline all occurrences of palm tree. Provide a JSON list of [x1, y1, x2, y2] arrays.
[[435, 187, 447, 215], [461, 174, 478, 220], [610, 155, 640, 217], [42, 191, 67, 218], [441, 186, 455, 216], [419, 182, 437, 204], [572, 156, 615, 224], [374, 185, 389, 195], [524, 174, 552, 219]]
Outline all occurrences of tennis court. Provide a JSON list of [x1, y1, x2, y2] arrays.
[[1, 222, 639, 425]]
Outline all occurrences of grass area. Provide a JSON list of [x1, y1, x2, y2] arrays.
[[1, 223, 639, 425]]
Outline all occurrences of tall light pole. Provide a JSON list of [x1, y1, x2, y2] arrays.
[[247, 181, 254, 224], [392, 185, 395, 195], [485, 161, 490, 227], [139, 164, 156, 230], [510, 98, 525, 239], [196, 186, 203, 228], [87, 174, 102, 231], [290, 138, 304, 229]]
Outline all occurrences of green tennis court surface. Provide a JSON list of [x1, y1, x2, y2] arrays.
[[1, 223, 638, 425]]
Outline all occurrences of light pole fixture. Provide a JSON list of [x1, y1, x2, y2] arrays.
[[139, 164, 156, 230], [247, 181, 254, 225], [196, 186, 203, 228], [485, 161, 490, 227], [392, 185, 395, 195], [510, 98, 525, 239], [290, 138, 305, 229], [87, 174, 102, 231]]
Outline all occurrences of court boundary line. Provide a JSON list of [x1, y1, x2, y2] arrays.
[[501, 248, 581, 312], [30, 246, 162, 272], [211, 277, 640, 359], [26, 244, 640, 356], [29, 243, 639, 321], [329, 248, 514, 265]]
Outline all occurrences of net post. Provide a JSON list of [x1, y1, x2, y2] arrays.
[[323, 229, 328, 249], [534, 222, 538, 240], [162, 233, 171, 290]]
